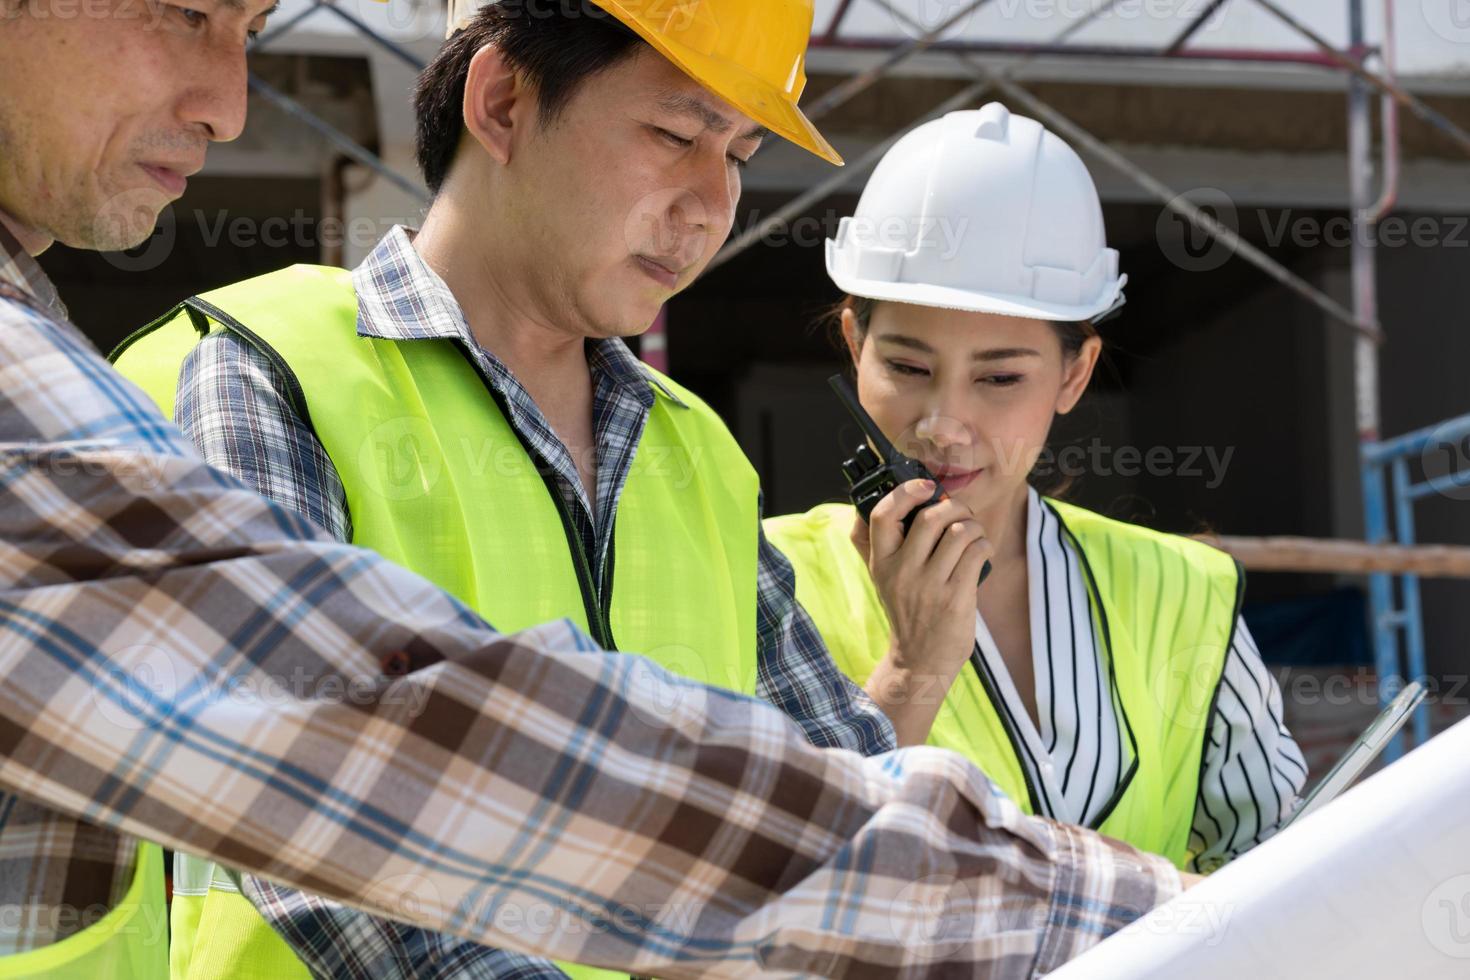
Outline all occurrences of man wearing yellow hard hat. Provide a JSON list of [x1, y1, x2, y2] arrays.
[[110, 1, 993, 976]]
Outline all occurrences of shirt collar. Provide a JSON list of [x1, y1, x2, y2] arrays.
[[0, 218, 67, 319], [352, 225, 684, 409], [1026, 484, 1043, 549]]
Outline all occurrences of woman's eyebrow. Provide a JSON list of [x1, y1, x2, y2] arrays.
[[972, 347, 1042, 361], [876, 334, 1041, 361]]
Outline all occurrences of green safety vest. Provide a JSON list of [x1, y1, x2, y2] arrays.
[[111, 265, 761, 980], [0, 842, 167, 979], [764, 501, 1242, 870]]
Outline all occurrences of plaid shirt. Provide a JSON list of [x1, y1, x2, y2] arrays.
[[0, 223, 1181, 976]]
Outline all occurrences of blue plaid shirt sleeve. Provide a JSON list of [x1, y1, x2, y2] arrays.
[[237, 885, 570, 980], [754, 511, 897, 755], [177, 330, 353, 540]]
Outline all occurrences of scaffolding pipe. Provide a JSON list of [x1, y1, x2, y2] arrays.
[[1347, 0, 1382, 438], [988, 75, 1382, 342], [252, 0, 426, 71], [1367, 0, 1399, 223], [249, 0, 327, 52], [1164, 0, 1231, 54], [321, 2, 427, 71], [821, 0, 858, 43], [800, 0, 996, 123], [800, 0, 1152, 125], [809, 35, 1355, 69], [1342, 0, 1424, 759], [248, 74, 429, 202], [718, 0, 1127, 268], [1250, 0, 1470, 157]]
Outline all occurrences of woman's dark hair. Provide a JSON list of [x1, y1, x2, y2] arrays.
[[824, 295, 1101, 498], [414, 1, 642, 194]]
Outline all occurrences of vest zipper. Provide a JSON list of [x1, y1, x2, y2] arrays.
[[967, 643, 1046, 817], [545, 469, 618, 651], [598, 528, 617, 631], [471, 365, 618, 651]]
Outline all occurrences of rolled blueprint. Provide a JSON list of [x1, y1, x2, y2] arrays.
[[1049, 715, 1470, 978]]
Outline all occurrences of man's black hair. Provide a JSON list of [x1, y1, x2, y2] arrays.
[[415, 1, 642, 194]]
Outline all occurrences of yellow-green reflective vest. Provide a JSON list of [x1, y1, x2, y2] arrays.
[[764, 501, 1242, 870], [0, 842, 166, 979], [111, 265, 761, 980]]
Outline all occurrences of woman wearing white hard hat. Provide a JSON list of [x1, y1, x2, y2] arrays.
[[766, 103, 1306, 872]]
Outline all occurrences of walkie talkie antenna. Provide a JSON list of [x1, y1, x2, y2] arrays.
[[828, 374, 902, 464]]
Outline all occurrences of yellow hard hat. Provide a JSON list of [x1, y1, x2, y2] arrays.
[[445, 0, 843, 166]]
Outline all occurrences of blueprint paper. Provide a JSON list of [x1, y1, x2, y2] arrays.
[[1048, 716, 1470, 978]]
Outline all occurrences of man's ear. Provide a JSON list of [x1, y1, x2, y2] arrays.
[[462, 43, 523, 166]]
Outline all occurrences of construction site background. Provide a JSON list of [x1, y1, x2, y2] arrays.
[[39, 0, 1470, 764]]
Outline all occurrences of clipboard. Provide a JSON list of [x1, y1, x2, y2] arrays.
[[1280, 679, 1426, 829]]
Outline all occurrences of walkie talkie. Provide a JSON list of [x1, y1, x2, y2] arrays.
[[830, 374, 991, 586]]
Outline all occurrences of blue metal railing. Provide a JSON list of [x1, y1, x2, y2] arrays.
[[1361, 412, 1470, 760]]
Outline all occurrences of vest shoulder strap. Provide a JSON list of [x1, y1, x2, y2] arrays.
[[1046, 497, 1241, 589], [108, 264, 354, 428]]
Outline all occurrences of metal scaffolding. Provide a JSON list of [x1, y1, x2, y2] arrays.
[[247, 0, 431, 202], [252, 0, 1466, 759]]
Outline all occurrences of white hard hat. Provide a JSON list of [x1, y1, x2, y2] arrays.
[[826, 102, 1126, 323]]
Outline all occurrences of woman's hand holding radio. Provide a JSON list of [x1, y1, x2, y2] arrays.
[[852, 479, 994, 747]]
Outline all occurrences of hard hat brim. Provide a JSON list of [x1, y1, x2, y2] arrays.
[[603, 4, 844, 167], [829, 260, 1128, 324]]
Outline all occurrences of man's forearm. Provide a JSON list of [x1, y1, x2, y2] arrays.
[[0, 441, 1180, 975]]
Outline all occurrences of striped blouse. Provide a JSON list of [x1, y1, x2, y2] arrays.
[[976, 489, 1308, 872]]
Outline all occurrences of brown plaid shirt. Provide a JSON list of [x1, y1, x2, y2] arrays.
[[0, 222, 1180, 976]]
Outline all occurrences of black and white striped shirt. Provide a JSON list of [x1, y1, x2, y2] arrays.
[[973, 489, 1308, 872]]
